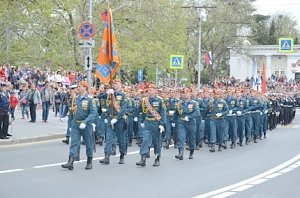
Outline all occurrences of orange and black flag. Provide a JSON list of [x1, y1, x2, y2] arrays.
[[95, 8, 121, 84]]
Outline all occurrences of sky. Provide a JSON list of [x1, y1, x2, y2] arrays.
[[253, 0, 300, 29]]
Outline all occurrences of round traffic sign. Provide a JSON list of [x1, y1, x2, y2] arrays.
[[79, 22, 96, 39]]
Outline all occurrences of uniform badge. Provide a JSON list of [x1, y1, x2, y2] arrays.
[[218, 103, 224, 110], [82, 100, 88, 110], [116, 95, 123, 101], [188, 104, 193, 112], [231, 100, 235, 107]]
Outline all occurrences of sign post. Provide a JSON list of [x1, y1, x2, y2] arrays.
[[170, 55, 184, 89], [137, 69, 143, 82], [78, 0, 95, 85]]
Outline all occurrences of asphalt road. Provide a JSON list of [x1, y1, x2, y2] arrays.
[[1, 112, 300, 198]]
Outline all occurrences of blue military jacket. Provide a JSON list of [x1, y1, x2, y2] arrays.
[[209, 99, 229, 118], [73, 94, 97, 125], [99, 91, 127, 120], [176, 99, 200, 120], [141, 96, 166, 125]]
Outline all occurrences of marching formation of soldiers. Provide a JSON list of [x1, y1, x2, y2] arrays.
[[61, 80, 298, 170]]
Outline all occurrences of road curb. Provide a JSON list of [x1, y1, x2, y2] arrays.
[[0, 134, 65, 146]]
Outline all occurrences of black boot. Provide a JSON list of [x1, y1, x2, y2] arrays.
[[153, 155, 160, 167], [264, 133, 266, 138], [189, 149, 194, 159], [85, 157, 93, 170], [174, 141, 178, 149], [61, 156, 74, 170], [99, 155, 110, 164], [128, 139, 132, 147], [222, 142, 227, 149], [239, 140, 243, 147], [111, 145, 116, 156], [230, 141, 236, 149], [209, 144, 215, 152], [254, 135, 258, 143], [246, 137, 249, 145], [195, 143, 200, 150], [164, 141, 170, 149], [62, 137, 69, 144], [199, 141, 203, 148], [218, 144, 222, 151], [175, 149, 183, 160], [75, 155, 80, 161], [136, 155, 146, 167], [96, 136, 104, 146], [119, 153, 125, 164]]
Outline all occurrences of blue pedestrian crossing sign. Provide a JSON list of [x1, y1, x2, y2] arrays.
[[279, 38, 294, 53], [137, 69, 143, 82], [170, 55, 184, 69]]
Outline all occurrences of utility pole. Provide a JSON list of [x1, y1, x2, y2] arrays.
[[6, 28, 10, 65], [87, 0, 93, 85], [182, 1, 216, 89]]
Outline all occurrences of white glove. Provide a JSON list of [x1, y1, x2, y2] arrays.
[[184, 116, 189, 122], [171, 123, 175, 127], [159, 125, 165, 133], [102, 108, 107, 112], [229, 110, 233, 115], [264, 110, 268, 114], [92, 123, 96, 132], [69, 128, 72, 132], [141, 123, 145, 128], [216, 113, 222, 117], [79, 123, 86, 129], [237, 111, 242, 115], [106, 89, 114, 94], [104, 119, 108, 124], [111, 118, 118, 125], [260, 112, 263, 115], [98, 116, 101, 119], [133, 117, 138, 122]]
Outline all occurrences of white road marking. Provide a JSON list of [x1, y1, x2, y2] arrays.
[[211, 192, 236, 198], [249, 178, 268, 185], [278, 167, 294, 174], [264, 172, 282, 179], [231, 184, 253, 192], [0, 169, 24, 174], [193, 153, 300, 198]]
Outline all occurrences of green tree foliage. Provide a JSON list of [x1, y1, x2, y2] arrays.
[[0, 0, 299, 83]]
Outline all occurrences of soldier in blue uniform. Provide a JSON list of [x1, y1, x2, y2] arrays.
[[225, 88, 238, 149], [244, 90, 253, 145], [136, 84, 166, 167], [100, 79, 128, 165], [202, 90, 211, 144], [251, 92, 262, 143], [209, 89, 229, 152], [0, 82, 10, 139], [61, 81, 97, 170], [235, 89, 246, 146], [164, 89, 179, 149], [175, 88, 200, 160], [62, 85, 78, 145]]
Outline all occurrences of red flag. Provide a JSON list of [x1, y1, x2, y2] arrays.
[[261, 63, 267, 94], [95, 8, 121, 84]]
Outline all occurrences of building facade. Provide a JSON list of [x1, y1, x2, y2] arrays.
[[229, 45, 300, 81]]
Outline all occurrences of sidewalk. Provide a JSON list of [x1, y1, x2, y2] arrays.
[[0, 108, 67, 146]]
